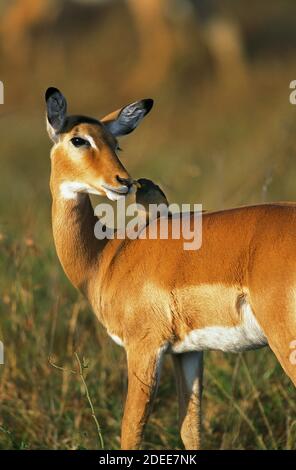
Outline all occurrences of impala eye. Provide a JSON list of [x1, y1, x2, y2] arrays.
[[70, 137, 90, 148]]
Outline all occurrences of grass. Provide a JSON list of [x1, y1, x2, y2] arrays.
[[0, 4, 296, 448]]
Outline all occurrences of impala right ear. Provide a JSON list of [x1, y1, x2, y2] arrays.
[[45, 87, 67, 141], [101, 99, 154, 137]]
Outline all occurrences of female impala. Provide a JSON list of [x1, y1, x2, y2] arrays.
[[46, 87, 296, 450]]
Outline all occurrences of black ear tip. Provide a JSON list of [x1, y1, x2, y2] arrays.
[[45, 87, 61, 102], [143, 98, 154, 114]]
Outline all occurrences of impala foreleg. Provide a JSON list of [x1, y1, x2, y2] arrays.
[[172, 351, 203, 450], [121, 344, 165, 449]]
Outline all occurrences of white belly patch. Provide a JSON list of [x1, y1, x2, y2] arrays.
[[172, 301, 268, 354]]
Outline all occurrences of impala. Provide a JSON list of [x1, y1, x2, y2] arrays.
[[46, 87, 296, 450]]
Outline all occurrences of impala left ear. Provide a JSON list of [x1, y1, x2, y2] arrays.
[[45, 87, 68, 142], [101, 99, 153, 137]]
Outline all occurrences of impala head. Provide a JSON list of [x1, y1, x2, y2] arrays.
[[45, 87, 153, 201]]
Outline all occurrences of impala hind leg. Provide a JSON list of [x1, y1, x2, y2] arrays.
[[172, 351, 203, 450], [264, 325, 296, 387], [251, 294, 296, 387], [121, 344, 165, 449]]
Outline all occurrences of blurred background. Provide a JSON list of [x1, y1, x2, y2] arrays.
[[0, 0, 296, 450]]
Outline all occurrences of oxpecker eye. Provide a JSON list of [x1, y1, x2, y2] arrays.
[[70, 137, 90, 148]]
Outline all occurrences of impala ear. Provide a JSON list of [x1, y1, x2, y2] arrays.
[[101, 99, 153, 137], [45, 87, 67, 141]]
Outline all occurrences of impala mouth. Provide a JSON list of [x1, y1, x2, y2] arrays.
[[101, 183, 131, 201]]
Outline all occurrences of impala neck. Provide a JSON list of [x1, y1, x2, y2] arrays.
[[50, 173, 107, 293]]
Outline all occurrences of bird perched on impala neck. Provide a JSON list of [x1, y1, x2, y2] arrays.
[[135, 178, 169, 223]]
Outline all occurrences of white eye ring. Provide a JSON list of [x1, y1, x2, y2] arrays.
[[84, 135, 98, 149]]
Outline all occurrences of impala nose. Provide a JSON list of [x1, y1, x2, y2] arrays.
[[116, 176, 133, 189]]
